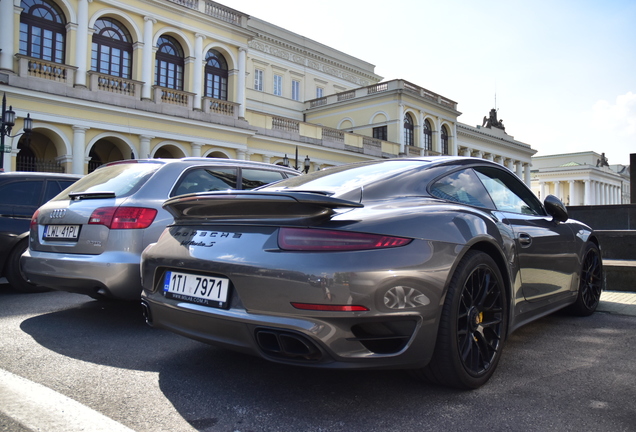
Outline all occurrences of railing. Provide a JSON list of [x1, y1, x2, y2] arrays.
[[363, 137, 382, 148], [203, 97, 238, 117], [367, 83, 389, 94], [309, 97, 328, 108], [88, 72, 141, 98], [406, 146, 441, 157], [337, 91, 355, 101], [16, 156, 65, 173], [153, 86, 193, 109], [322, 127, 344, 142], [17, 55, 75, 85], [166, 0, 198, 9], [205, 1, 242, 25], [272, 117, 300, 132]]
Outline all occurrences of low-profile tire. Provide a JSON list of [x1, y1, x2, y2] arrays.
[[412, 250, 508, 389], [5, 239, 50, 293], [566, 242, 603, 317]]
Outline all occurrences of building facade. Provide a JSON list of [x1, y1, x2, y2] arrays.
[[1, 0, 534, 184], [531, 152, 630, 205]]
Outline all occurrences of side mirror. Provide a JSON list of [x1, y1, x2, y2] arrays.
[[544, 195, 568, 222]]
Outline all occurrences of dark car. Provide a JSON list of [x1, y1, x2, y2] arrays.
[[22, 158, 299, 300], [139, 157, 603, 389], [0, 171, 81, 292]]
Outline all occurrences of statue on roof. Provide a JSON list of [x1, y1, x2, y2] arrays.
[[596, 152, 609, 167], [482, 108, 506, 132]]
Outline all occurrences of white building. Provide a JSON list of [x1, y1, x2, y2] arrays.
[[531, 152, 630, 205]]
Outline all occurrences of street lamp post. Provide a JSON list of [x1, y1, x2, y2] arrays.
[[1, 93, 33, 172]]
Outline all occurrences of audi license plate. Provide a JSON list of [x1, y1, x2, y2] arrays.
[[44, 225, 80, 240], [163, 270, 230, 308]]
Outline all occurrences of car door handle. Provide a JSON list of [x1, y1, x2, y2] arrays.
[[518, 233, 532, 247]]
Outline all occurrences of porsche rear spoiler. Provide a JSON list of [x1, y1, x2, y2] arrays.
[[163, 191, 363, 225]]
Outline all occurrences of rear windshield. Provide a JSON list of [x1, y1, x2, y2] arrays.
[[263, 160, 427, 193], [53, 163, 161, 201]]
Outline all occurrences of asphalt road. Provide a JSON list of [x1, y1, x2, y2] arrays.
[[1, 283, 635, 432]]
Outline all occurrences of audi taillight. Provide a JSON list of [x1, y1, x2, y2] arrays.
[[88, 207, 157, 229], [30, 209, 39, 230], [278, 228, 411, 251]]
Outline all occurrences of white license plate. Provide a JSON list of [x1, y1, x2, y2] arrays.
[[44, 224, 80, 240], [163, 270, 230, 308]]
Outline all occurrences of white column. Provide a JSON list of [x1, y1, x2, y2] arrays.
[[237, 150, 246, 160], [584, 180, 591, 205], [505, 159, 514, 171], [515, 161, 522, 178], [462, 148, 471, 157], [398, 104, 405, 154], [193, 34, 205, 110], [72, 126, 89, 174], [237, 47, 247, 118], [74, 0, 89, 87], [141, 17, 156, 100], [450, 123, 458, 156], [540, 182, 546, 201], [262, 154, 271, 164], [568, 180, 576, 206], [594, 181, 600, 205], [524, 163, 531, 187], [554, 181, 561, 201], [139, 135, 153, 159], [473, 150, 483, 158], [0, 0, 15, 71], [191, 142, 202, 157]]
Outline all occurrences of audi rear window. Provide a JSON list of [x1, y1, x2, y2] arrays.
[[53, 163, 161, 201]]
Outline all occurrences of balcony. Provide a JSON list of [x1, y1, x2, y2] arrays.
[[251, 112, 394, 158], [17, 55, 75, 86], [164, 0, 247, 27], [307, 79, 459, 112]]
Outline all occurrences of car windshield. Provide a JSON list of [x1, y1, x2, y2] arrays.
[[53, 162, 162, 200], [263, 160, 428, 194]]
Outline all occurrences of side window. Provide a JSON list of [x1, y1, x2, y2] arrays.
[[44, 180, 72, 203], [0, 181, 42, 207], [474, 167, 545, 215], [241, 169, 286, 190], [430, 169, 495, 209], [173, 168, 238, 196]]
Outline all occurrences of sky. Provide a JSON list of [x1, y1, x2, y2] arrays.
[[227, 0, 635, 166]]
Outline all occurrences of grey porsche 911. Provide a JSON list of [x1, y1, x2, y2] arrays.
[[140, 157, 603, 389]]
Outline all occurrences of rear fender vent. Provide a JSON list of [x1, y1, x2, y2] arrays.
[[255, 328, 322, 362], [349, 320, 417, 354]]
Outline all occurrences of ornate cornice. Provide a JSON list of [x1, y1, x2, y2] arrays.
[[248, 36, 376, 87]]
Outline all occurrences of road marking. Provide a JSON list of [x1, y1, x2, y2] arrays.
[[0, 368, 135, 432]]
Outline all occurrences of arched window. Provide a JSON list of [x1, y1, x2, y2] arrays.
[[404, 113, 414, 147], [19, 0, 66, 63], [423, 119, 432, 151], [204, 49, 228, 100], [155, 35, 184, 90], [91, 18, 133, 79], [441, 125, 449, 155]]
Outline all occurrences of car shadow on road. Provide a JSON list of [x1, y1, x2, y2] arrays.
[[18, 297, 636, 432], [19, 298, 201, 372]]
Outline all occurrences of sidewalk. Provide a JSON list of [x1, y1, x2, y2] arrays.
[[598, 291, 636, 317]]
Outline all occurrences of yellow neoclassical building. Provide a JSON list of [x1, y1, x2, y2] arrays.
[[0, 0, 535, 182]]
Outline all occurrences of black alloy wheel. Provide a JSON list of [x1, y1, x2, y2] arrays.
[[412, 250, 507, 389], [567, 242, 603, 316], [456, 261, 505, 377]]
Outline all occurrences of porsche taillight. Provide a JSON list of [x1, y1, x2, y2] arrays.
[[88, 207, 157, 229], [278, 227, 411, 251]]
